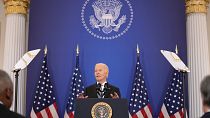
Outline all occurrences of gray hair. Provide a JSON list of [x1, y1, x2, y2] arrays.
[[200, 75, 210, 106], [0, 70, 13, 94], [96, 63, 109, 71], [95, 63, 109, 76]]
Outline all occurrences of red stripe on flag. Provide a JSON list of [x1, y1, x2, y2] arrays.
[[148, 104, 152, 113], [68, 112, 74, 118], [132, 113, 138, 118], [140, 109, 148, 118], [36, 112, 43, 118], [53, 102, 58, 112], [170, 114, 176, 118], [45, 107, 53, 118], [159, 111, 164, 118], [179, 109, 184, 118]]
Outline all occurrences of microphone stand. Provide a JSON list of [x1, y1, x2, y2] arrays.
[[181, 71, 187, 118], [13, 69, 21, 112]]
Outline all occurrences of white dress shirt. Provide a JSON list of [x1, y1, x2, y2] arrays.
[[0, 101, 3, 105], [97, 81, 107, 91]]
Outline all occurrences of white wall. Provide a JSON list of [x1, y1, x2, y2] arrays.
[[0, 1, 5, 69]]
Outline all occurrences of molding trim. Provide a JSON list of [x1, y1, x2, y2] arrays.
[[186, 0, 209, 14], [4, 0, 30, 15]]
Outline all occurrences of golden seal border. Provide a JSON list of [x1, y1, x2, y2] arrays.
[[91, 102, 112, 118]]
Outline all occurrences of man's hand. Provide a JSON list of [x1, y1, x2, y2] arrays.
[[77, 93, 88, 98], [110, 92, 119, 99]]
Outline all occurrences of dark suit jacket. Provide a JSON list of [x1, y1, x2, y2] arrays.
[[0, 104, 25, 118], [84, 83, 121, 98], [201, 112, 210, 118]]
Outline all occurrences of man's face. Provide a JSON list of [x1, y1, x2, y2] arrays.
[[7, 88, 13, 108], [95, 64, 108, 82], [2, 87, 13, 108]]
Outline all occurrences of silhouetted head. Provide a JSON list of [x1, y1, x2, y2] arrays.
[[0, 70, 13, 108], [200, 75, 210, 112]]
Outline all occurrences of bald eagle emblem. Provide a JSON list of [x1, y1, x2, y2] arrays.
[[89, 0, 126, 34]]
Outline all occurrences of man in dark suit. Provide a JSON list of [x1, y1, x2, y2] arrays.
[[200, 75, 210, 118], [81, 63, 121, 98], [0, 70, 25, 118]]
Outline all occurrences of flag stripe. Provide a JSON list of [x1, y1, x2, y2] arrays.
[[53, 102, 58, 113], [45, 107, 53, 118], [140, 108, 148, 118], [174, 112, 181, 118], [132, 113, 139, 118], [30, 108, 38, 118], [148, 104, 152, 114], [160, 104, 170, 118], [170, 115, 176, 118], [144, 105, 152, 118], [69, 112, 74, 118], [129, 112, 132, 118], [40, 109, 48, 118], [179, 109, 183, 117], [36, 112, 43, 118], [158, 111, 164, 118], [64, 111, 69, 118], [49, 103, 59, 118], [135, 111, 144, 118]]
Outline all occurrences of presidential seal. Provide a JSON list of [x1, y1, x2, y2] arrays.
[[81, 0, 133, 40], [91, 102, 112, 118]]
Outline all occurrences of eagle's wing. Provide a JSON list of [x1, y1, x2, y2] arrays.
[[92, 5, 103, 22], [111, 5, 122, 21]]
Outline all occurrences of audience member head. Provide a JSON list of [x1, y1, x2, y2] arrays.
[[200, 75, 210, 112], [0, 70, 13, 108]]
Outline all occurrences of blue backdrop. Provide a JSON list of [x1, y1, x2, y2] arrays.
[[27, 0, 187, 117]]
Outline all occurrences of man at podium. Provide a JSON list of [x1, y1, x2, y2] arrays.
[[81, 63, 121, 98], [75, 63, 129, 118]]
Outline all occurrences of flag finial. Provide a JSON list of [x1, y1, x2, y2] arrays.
[[76, 44, 79, 54], [44, 45, 47, 55], [137, 44, 140, 54], [175, 44, 178, 54]]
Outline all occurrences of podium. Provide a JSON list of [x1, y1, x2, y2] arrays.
[[75, 98, 129, 118]]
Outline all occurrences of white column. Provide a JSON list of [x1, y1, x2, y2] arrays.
[[0, 0, 5, 69], [3, 0, 29, 115], [186, 0, 210, 117]]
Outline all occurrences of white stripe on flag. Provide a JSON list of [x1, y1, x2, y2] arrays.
[[174, 111, 181, 118], [183, 108, 188, 118], [144, 105, 152, 118], [30, 108, 37, 118], [161, 104, 170, 118], [64, 111, 69, 118], [186, 112, 188, 118], [40, 109, 48, 118], [49, 104, 59, 118], [186, 110, 188, 118], [136, 110, 144, 118], [129, 112, 132, 118]]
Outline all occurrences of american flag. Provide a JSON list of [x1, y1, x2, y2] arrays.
[[64, 53, 85, 118], [129, 54, 153, 118], [30, 54, 59, 118], [158, 70, 187, 118]]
